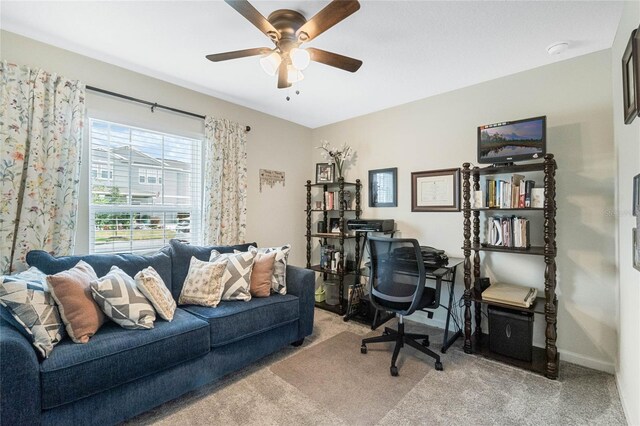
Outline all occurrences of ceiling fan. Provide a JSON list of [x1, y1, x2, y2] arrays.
[[206, 0, 363, 89]]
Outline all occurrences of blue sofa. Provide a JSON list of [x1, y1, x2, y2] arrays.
[[0, 241, 315, 425]]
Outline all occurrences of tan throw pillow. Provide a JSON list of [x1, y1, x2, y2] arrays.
[[250, 252, 276, 298], [47, 261, 105, 343], [178, 257, 228, 307], [135, 266, 176, 321], [249, 245, 290, 295]]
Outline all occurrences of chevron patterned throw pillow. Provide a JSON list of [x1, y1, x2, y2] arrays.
[[0, 267, 65, 358], [209, 248, 257, 301], [91, 266, 156, 330]]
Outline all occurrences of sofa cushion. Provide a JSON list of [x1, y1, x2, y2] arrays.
[[167, 239, 256, 300], [26, 250, 172, 295], [39, 308, 209, 410], [182, 294, 299, 348]]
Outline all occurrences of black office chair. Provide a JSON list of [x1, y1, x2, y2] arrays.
[[360, 236, 446, 376]]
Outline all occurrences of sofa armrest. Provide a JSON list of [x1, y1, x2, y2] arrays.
[[285, 265, 315, 340], [0, 322, 41, 425]]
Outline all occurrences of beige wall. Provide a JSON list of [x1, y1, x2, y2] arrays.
[[611, 2, 640, 424], [0, 30, 312, 267], [312, 50, 618, 372]]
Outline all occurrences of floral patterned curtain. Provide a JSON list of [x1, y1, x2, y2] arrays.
[[203, 117, 247, 246], [0, 62, 85, 274]]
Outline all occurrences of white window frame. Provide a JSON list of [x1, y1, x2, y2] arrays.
[[88, 119, 202, 254]]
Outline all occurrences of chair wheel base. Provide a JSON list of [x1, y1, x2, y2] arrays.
[[435, 361, 443, 371], [361, 345, 367, 354], [390, 366, 399, 376]]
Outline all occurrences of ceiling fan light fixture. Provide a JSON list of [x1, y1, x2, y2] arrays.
[[260, 51, 282, 75], [287, 65, 304, 83], [290, 47, 311, 70]]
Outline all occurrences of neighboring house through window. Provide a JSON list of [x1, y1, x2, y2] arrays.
[[89, 119, 202, 254]]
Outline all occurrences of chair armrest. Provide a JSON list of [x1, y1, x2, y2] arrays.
[[0, 322, 41, 425], [285, 265, 315, 340]]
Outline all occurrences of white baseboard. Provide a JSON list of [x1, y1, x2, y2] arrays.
[[555, 348, 615, 374]]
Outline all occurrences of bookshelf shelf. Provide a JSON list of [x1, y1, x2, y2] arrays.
[[474, 163, 545, 176], [471, 333, 549, 375], [462, 154, 558, 379], [466, 244, 546, 256], [471, 207, 544, 211], [471, 293, 546, 315], [308, 233, 357, 239], [309, 265, 357, 275]]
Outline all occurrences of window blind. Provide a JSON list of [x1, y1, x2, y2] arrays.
[[89, 119, 202, 254]]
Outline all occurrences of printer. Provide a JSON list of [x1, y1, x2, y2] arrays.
[[346, 219, 395, 232]]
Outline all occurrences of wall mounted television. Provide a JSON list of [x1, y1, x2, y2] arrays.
[[477, 116, 546, 165]]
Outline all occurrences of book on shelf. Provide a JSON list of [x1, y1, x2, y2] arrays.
[[524, 180, 535, 207], [531, 188, 545, 208], [472, 190, 484, 209], [487, 216, 530, 249], [511, 174, 525, 208], [481, 282, 538, 308], [483, 175, 537, 209]]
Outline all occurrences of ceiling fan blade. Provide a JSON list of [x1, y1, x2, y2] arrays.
[[224, 0, 279, 40], [206, 48, 272, 62], [277, 60, 291, 89], [307, 48, 362, 72], [296, 0, 360, 42]]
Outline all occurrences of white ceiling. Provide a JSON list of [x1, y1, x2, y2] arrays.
[[1, 1, 624, 128]]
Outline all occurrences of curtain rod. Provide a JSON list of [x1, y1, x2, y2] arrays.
[[86, 85, 251, 132]]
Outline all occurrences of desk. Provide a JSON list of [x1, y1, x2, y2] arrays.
[[348, 256, 464, 354]]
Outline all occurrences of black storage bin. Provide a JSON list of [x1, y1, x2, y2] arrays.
[[488, 306, 534, 362]]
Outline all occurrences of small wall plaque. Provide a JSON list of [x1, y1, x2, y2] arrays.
[[259, 169, 285, 192]]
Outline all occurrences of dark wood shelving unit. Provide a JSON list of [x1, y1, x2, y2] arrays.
[[306, 177, 362, 315], [461, 154, 558, 379]]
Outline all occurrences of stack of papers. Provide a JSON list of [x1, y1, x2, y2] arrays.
[[481, 282, 538, 308]]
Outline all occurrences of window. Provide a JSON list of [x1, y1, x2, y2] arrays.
[[89, 119, 202, 254], [138, 169, 163, 185]]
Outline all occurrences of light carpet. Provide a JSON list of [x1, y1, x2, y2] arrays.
[[126, 309, 626, 425]]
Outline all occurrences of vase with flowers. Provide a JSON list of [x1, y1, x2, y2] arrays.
[[317, 141, 354, 180]]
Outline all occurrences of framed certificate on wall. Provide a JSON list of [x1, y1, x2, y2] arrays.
[[411, 168, 460, 212]]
